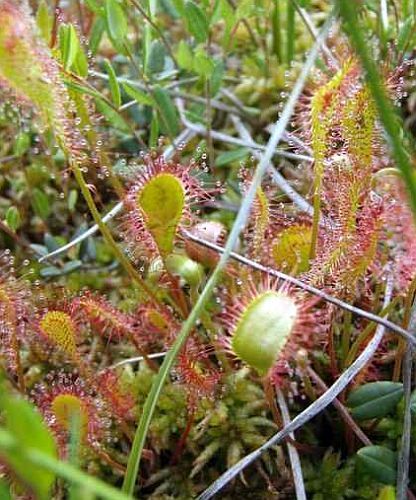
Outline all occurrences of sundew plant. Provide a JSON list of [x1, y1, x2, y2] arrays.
[[2, 1, 416, 499]]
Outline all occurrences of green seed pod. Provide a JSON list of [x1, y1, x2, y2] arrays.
[[147, 257, 164, 284], [165, 253, 204, 287], [231, 292, 297, 376]]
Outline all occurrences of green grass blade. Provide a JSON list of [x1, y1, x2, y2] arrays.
[[338, 0, 416, 219], [286, 0, 295, 66], [121, 10, 335, 496], [272, 0, 283, 63], [68, 413, 82, 500]]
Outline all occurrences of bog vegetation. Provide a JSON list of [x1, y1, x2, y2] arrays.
[[1, 0, 416, 499]]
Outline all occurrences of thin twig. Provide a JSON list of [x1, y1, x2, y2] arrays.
[[106, 352, 167, 371], [182, 231, 414, 346], [230, 114, 317, 218], [307, 368, 371, 445], [121, 91, 249, 117], [225, 0, 261, 50], [396, 302, 416, 499], [0, 154, 17, 165], [198, 274, 394, 500], [265, 124, 313, 156], [176, 98, 313, 163], [276, 390, 307, 500], [290, 0, 339, 69], [129, 0, 178, 66], [91, 71, 253, 118], [282, 131, 313, 156], [220, 88, 253, 116]]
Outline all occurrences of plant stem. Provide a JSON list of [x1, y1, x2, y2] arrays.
[[396, 301, 416, 499], [121, 15, 334, 495], [345, 298, 400, 366], [394, 275, 416, 380], [276, 389, 307, 500]]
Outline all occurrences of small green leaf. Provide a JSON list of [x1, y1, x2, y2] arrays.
[[59, 24, 79, 71], [58, 23, 88, 76], [105, 0, 128, 46], [210, 59, 224, 96], [30, 244, 49, 257], [0, 396, 57, 500], [0, 480, 11, 500], [80, 235, 97, 261], [123, 83, 154, 106], [215, 148, 249, 167], [104, 59, 121, 107], [193, 47, 214, 78], [139, 173, 185, 255], [36, 0, 52, 44], [153, 85, 179, 137], [68, 189, 78, 212], [32, 188, 51, 219], [218, 0, 235, 45], [89, 17, 106, 54], [184, 1, 209, 43], [13, 132, 31, 156], [176, 40, 194, 71], [347, 382, 403, 420], [165, 254, 204, 286], [397, 18, 413, 53], [62, 260, 83, 274], [356, 446, 397, 485], [73, 45, 89, 78], [85, 0, 103, 14], [210, 0, 224, 24], [44, 233, 60, 252], [171, 0, 185, 16], [5, 206, 21, 231], [149, 114, 159, 148], [147, 40, 166, 74], [65, 80, 104, 101], [95, 99, 130, 133], [40, 265, 64, 278], [378, 486, 396, 500]]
